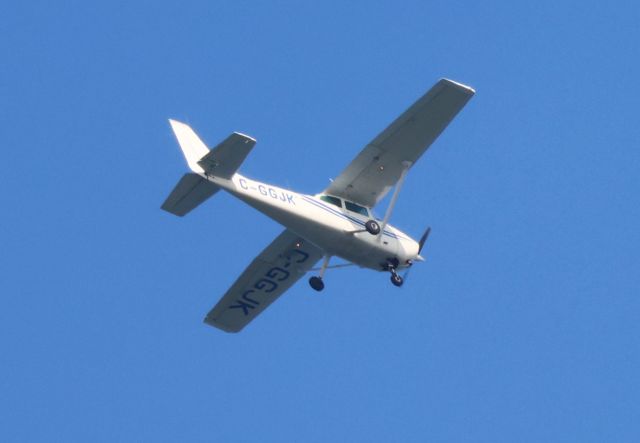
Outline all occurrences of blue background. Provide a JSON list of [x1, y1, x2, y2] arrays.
[[2, 1, 639, 441]]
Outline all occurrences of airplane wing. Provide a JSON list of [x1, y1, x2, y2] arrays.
[[204, 229, 324, 332], [324, 79, 475, 208]]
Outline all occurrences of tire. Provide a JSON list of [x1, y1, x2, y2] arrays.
[[365, 220, 381, 235], [390, 273, 403, 287], [309, 276, 325, 292]]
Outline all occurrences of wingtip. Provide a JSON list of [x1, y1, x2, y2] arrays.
[[440, 78, 476, 95], [203, 316, 242, 333]]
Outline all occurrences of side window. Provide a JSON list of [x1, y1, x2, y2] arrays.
[[345, 201, 369, 217], [320, 195, 342, 208]]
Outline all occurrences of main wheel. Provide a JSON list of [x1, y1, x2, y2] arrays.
[[309, 276, 325, 292], [390, 273, 403, 287], [365, 220, 381, 235]]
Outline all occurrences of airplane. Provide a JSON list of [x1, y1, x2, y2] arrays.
[[161, 78, 475, 332]]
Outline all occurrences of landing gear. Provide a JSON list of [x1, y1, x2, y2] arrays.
[[309, 255, 331, 292], [390, 272, 404, 287], [365, 220, 381, 235], [309, 276, 325, 291], [386, 258, 404, 287]]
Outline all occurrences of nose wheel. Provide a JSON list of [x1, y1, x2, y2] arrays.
[[390, 270, 404, 287], [386, 258, 404, 287]]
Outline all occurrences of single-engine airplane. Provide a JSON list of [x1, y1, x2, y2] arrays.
[[162, 78, 475, 332]]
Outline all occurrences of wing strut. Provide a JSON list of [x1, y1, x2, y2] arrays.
[[378, 160, 412, 240]]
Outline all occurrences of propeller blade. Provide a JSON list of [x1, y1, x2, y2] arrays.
[[418, 227, 431, 254], [400, 227, 431, 287]]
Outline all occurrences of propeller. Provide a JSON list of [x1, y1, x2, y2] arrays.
[[418, 226, 431, 255], [401, 226, 431, 284]]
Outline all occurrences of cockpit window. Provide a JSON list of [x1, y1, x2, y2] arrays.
[[320, 195, 342, 208], [345, 201, 369, 217]]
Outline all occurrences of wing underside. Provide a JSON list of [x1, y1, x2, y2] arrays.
[[204, 230, 324, 332], [324, 79, 475, 207]]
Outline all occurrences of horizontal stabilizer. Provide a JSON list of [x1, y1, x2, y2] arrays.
[[197, 132, 256, 179], [161, 173, 220, 216]]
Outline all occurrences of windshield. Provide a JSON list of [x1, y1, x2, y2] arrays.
[[320, 195, 342, 208]]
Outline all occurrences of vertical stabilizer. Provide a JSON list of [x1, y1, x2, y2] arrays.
[[168, 119, 210, 173]]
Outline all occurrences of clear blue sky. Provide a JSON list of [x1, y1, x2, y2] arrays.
[[2, 1, 639, 441]]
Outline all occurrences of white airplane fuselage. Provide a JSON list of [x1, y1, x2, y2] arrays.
[[203, 172, 420, 271]]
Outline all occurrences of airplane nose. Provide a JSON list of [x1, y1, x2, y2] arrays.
[[404, 239, 421, 263]]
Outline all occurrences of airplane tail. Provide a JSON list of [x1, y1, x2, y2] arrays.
[[161, 173, 220, 216], [162, 120, 257, 216], [168, 119, 211, 174], [168, 119, 256, 178]]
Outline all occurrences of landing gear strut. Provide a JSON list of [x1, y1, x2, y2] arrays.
[[309, 255, 331, 292], [386, 258, 404, 287], [390, 271, 404, 287]]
